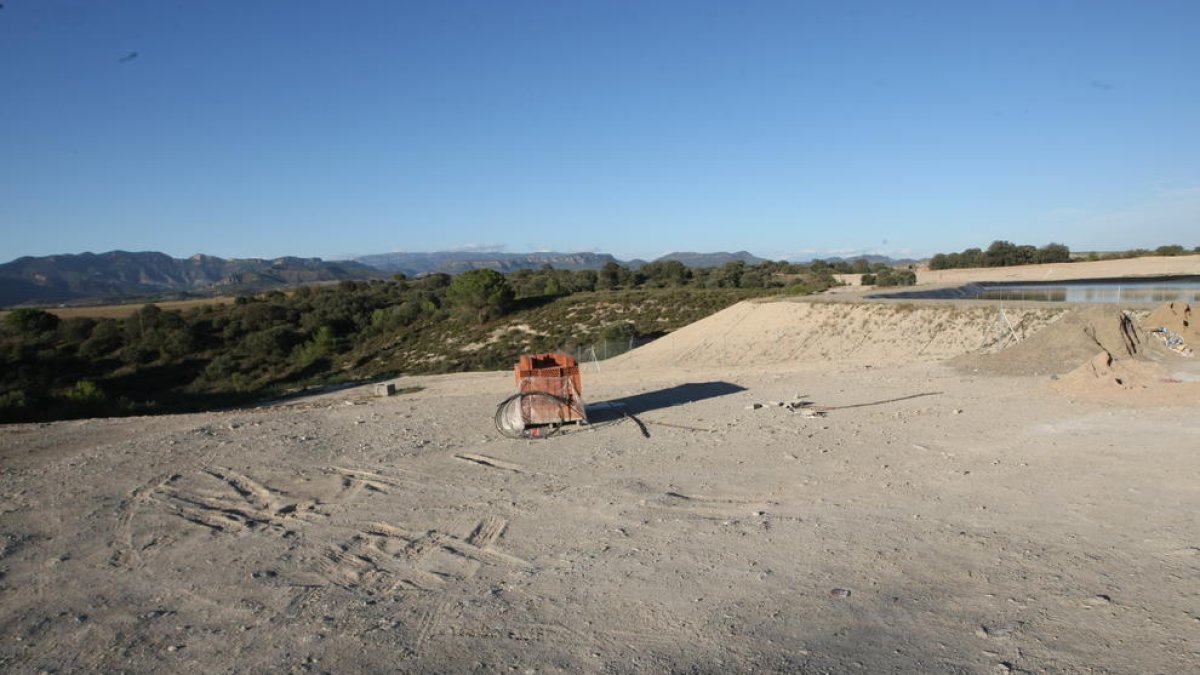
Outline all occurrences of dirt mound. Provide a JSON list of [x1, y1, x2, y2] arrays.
[[607, 300, 1063, 371], [1032, 305, 1200, 403], [1055, 349, 1167, 389], [950, 305, 1153, 376], [1145, 301, 1193, 334], [1143, 302, 1196, 357]]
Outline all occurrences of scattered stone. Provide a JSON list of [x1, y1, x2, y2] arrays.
[[978, 620, 1024, 638], [251, 569, 278, 580], [745, 403, 764, 410], [138, 610, 174, 621], [954, 409, 964, 414]]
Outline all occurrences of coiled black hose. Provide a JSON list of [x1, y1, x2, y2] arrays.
[[494, 390, 586, 440]]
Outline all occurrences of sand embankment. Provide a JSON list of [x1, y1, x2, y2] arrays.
[[607, 299, 1064, 370]]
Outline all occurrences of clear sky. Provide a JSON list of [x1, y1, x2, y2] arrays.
[[2, 0, 1198, 263]]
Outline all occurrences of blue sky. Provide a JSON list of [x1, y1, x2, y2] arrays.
[[1, 0, 1198, 263]]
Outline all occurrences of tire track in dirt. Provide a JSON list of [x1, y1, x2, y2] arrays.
[[110, 473, 181, 567], [320, 515, 532, 592], [150, 468, 324, 534], [114, 462, 536, 659]]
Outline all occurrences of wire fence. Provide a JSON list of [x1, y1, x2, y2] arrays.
[[570, 336, 653, 369]]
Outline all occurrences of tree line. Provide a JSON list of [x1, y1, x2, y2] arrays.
[[930, 241, 1198, 270], [929, 241, 1072, 270]]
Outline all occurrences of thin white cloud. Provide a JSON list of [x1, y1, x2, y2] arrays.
[[447, 243, 507, 253], [1041, 207, 1086, 220], [1063, 183, 1200, 249]]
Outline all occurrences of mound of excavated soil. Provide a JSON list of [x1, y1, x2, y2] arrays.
[[1045, 303, 1200, 403], [946, 302, 1200, 403], [1054, 349, 1167, 390], [949, 305, 1154, 376], [608, 300, 1063, 371], [1144, 301, 1194, 336]]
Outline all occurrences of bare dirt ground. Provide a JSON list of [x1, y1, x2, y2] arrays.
[[3, 293, 1200, 673]]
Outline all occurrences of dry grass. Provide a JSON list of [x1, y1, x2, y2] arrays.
[[2, 297, 239, 320]]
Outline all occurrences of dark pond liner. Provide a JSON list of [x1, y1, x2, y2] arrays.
[[868, 274, 1200, 303]]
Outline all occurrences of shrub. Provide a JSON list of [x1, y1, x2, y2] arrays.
[[4, 308, 60, 334], [874, 269, 916, 286], [66, 379, 106, 403], [601, 321, 637, 341], [78, 320, 124, 359]]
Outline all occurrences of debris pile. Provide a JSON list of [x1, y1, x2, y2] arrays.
[[951, 305, 1145, 376], [951, 302, 1200, 402], [1144, 302, 1195, 357], [1148, 327, 1194, 357], [745, 398, 828, 417], [1046, 303, 1200, 400]]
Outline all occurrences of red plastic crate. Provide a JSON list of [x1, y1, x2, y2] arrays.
[[513, 353, 585, 425]]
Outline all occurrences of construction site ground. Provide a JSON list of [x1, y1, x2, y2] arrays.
[[2, 284, 1199, 673]]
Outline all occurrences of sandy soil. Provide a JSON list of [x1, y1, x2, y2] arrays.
[[2, 299, 1199, 674]]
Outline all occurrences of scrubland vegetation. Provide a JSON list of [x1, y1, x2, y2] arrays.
[[1079, 244, 1199, 261], [0, 260, 844, 422]]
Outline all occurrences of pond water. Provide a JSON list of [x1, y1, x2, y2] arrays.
[[869, 275, 1200, 303]]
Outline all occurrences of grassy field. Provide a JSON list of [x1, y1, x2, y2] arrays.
[[1, 296, 239, 320]]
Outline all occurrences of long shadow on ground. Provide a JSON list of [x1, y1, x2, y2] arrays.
[[586, 381, 746, 423]]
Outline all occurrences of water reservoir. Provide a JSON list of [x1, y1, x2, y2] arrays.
[[869, 275, 1200, 303]]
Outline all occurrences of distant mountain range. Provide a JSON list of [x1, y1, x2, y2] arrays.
[[354, 251, 621, 276], [1, 248, 921, 307], [353, 249, 785, 275], [818, 254, 920, 266], [652, 251, 768, 268], [0, 251, 382, 307]]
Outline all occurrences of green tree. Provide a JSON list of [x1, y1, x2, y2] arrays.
[[714, 261, 746, 288], [446, 269, 515, 323], [1036, 242, 1071, 263], [598, 261, 623, 290], [4, 308, 60, 334], [640, 260, 688, 287], [984, 240, 1018, 267]]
